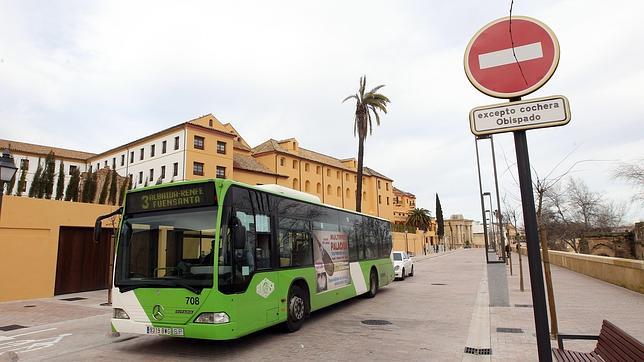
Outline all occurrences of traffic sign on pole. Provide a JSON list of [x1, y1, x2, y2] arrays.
[[464, 16, 560, 99], [470, 95, 570, 136]]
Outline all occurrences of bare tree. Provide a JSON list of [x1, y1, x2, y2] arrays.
[[613, 160, 644, 204]]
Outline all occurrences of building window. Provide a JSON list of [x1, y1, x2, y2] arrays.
[[149, 168, 154, 181], [150, 144, 155, 157], [130, 151, 134, 163], [336, 171, 340, 179], [292, 178, 298, 189], [305, 180, 310, 192], [140, 148, 144, 160], [194, 135, 205, 150], [327, 184, 331, 195], [316, 183, 321, 194], [378, 180, 381, 189], [345, 173, 349, 181], [379, 195, 382, 204], [161, 165, 166, 179], [96, 163, 100, 170], [112, 158, 116, 169], [386, 182, 389, 191], [104, 160, 108, 167], [216, 166, 225, 179], [292, 160, 298, 169], [69, 165, 77, 173], [387, 197, 390, 205], [336, 186, 341, 197], [162, 140, 167, 154], [217, 141, 226, 154], [173, 162, 178, 177], [326, 169, 330, 177], [88, 165, 93, 173], [120, 155, 125, 166], [316, 166, 321, 174], [305, 163, 309, 172], [20, 159, 29, 170], [193, 162, 204, 176], [138, 171, 143, 184], [346, 188, 350, 198], [209, 119, 213, 127], [174, 136, 180, 150], [280, 157, 285, 167]]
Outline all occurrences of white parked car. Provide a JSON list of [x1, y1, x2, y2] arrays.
[[392, 251, 414, 280]]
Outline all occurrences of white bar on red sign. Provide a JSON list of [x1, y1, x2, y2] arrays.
[[478, 42, 543, 69]]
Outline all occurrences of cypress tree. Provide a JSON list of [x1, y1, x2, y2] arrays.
[[108, 170, 118, 205], [118, 176, 129, 205], [55, 161, 65, 200], [16, 166, 27, 196], [29, 159, 43, 198], [435, 193, 445, 248], [81, 172, 92, 203], [98, 171, 109, 204], [42, 152, 56, 199], [65, 168, 80, 201]]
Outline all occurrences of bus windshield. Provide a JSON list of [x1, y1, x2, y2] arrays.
[[115, 207, 217, 293]]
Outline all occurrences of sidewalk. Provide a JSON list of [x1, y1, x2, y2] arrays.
[[489, 251, 644, 360], [0, 290, 111, 333]]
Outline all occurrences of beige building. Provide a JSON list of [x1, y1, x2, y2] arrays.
[[443, 214, 474, 248]]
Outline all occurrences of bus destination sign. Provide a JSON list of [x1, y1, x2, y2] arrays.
[[126, 183, 216, 213]]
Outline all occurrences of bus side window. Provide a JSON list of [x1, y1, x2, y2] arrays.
[[277, 198, 311, 268]]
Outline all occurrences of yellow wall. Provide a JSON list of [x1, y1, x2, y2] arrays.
[[233, 169, 280, 186], [184, 125, 235, 181], [392, 230, 433, 256], [0, 196, 117, 302]]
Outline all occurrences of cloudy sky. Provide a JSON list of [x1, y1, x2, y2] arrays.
[[1, 0, 643, 223]]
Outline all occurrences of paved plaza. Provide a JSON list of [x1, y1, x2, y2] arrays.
[[0, 249, 642, 361]]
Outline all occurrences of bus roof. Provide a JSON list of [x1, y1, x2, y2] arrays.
[[126, 178, 390, 222]]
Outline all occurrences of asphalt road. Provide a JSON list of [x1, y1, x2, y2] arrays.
[[1, 249, 485, 361]]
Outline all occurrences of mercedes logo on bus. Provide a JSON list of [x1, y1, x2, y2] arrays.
[[152, 304, 165, 321]]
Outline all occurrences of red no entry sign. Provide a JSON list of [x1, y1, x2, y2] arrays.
[[464, 16, 560, 98]]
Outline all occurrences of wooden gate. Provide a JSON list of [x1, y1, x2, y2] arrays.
[[54, 226, 113, 295]]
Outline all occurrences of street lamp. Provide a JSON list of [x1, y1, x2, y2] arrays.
[[0, 149, 18, 219]]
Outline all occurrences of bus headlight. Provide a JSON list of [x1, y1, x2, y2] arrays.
[[195, 312, 229, 324], [113, 308, 130, 319]]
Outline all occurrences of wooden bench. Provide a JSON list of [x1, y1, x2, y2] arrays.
[[552, 320, 644, 361]]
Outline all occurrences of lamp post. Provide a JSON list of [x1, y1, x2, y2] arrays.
[[0, 149, 18, 220]]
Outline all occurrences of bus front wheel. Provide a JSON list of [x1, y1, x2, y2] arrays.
[[285, 284, 307, 332], [366, 270, 378, 298]]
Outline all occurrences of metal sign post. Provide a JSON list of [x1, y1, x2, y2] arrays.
[[464, 15, 569, 361]]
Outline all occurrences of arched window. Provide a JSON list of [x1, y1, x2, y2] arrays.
[[336, 186, 341, 197], [316, 183, 321, 194], [280, 157, 285, 167], [293, 178, 298, 189], [292, 160, 298, 169], [305, 180, 310, 192], [327, 184, 332, 195], [363, 192, 367, 201], [346, 188, 351, 198]]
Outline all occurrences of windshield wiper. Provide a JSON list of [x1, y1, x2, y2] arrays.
[[117, 280, 202, 294]]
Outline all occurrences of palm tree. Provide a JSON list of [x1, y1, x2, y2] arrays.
[[343, 75, 390, 212], [406, 208, 432, 231]]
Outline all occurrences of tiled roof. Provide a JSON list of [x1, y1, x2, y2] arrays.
[[393, 187, 416, 198], [0, 139, 95, 161], [252, 138, 393, 180], [233, 154, 286, 177]]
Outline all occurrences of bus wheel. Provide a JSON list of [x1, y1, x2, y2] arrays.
[[366, 270, 378, 298], [285, 284, 307, 332]]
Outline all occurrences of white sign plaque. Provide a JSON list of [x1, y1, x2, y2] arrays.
[[469, 95, 571, 136]]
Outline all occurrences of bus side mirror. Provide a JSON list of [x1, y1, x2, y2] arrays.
[[231, 217, 247, 249], [94, 219, 102, 242]]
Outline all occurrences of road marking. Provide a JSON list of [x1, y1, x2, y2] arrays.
[[478, 42, 543, 69], [8, 328, 57, 338]]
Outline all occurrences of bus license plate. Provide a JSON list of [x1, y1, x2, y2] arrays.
[[146, 326, 184, 336]]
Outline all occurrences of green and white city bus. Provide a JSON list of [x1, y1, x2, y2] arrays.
[[98, 178, 394, 340]]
